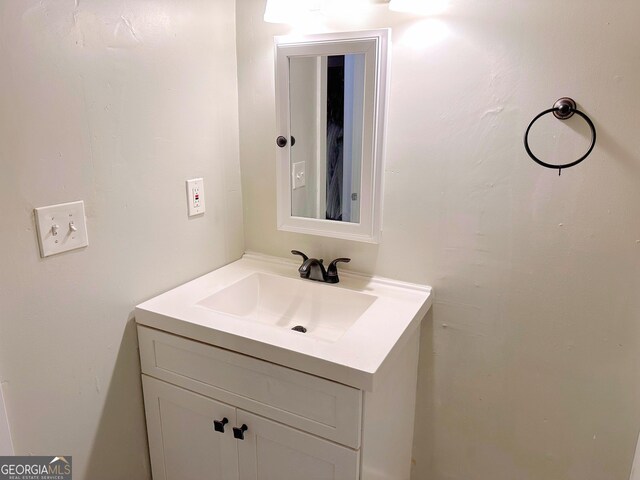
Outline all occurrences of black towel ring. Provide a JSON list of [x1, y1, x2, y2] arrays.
[[524, 97, 596, 176]]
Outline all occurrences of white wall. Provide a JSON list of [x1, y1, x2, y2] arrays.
[[0, 382, 13, 456], [0, 0, 243, 478], [236, 1, 640, 479], [631, 432, 640, 480]]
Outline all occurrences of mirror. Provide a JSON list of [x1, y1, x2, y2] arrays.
[[275, 30, 389, 243], [289, 53, 365, 223]]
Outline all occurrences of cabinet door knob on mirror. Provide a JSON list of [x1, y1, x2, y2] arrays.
[[213, 417, 229, 433], [233, 424, 249, 440]]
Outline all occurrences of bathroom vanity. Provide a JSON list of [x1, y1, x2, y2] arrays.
[[136, 253, 432, 480]]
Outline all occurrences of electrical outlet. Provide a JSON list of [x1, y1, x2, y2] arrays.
[[186, 178, 205, 216]]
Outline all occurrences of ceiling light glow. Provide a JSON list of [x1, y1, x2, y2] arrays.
[[389, 0, 450, 16]]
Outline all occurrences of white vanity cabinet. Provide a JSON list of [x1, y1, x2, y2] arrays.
[[142, 376, 239, 480], [142, 377, 357, 480], [235, 410, 358, 480], [138, 324, 422, 480]]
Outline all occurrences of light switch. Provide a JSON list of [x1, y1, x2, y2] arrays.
[[34, 201, 89, 258], [292, 161, 306, 190], [186, 178, 205, 216]]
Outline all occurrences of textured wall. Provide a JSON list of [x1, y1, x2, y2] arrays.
[[236, 1, 640, 479], [0, 0, 243, 478], [0, 384, 12, 455]]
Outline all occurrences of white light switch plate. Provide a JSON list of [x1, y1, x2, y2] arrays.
[[292, 161, 306, 190], [186, 178, 205, 216], [34, 201, 89, 258]]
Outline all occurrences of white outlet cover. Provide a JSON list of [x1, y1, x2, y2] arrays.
[[186, 178, 205, 216], [34, 201, 89, 258]]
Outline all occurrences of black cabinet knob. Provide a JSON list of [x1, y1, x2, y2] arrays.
[[276, 136, 287, 148], [213, 417, 229, 433], [233, 424, 248, 440]]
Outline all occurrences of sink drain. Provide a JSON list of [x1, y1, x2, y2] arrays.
[[291, 325, 307, 333]]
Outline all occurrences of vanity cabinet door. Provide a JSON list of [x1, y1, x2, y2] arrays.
[[142, 375, 239, 480], [237, 410, 359, 480]]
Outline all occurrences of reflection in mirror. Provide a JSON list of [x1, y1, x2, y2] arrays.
[[290, 54, 365, 223]]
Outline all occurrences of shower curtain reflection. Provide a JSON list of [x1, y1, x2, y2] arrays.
[[326, 55, 345, 221]]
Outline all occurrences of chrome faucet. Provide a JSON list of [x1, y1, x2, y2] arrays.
[[291, 250, 350, 284]]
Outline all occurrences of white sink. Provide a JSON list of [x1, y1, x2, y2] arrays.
[[197, 272, 376, 342], [135, 253, 432, 390]]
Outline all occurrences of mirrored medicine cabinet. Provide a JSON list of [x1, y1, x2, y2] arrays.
[[274, 29, 390, 243]]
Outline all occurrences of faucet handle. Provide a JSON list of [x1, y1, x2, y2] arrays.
[[291, 250, 309, 262], [329, 258, 350, 268], [326, 258, 351, 283]]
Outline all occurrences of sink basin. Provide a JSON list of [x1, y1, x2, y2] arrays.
[[135, 253, 432, 390], [197, 272, 376, 342]]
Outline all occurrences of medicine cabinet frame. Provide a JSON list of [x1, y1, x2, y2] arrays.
[[274, 29, 390, 243]]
